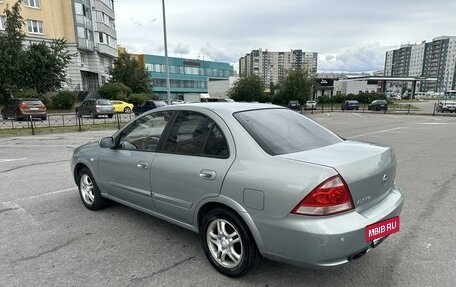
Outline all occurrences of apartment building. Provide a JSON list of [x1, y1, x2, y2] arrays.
[[239, 49, 318, 87], [0, 0, 118, 93], [384, 36, 456, 92]]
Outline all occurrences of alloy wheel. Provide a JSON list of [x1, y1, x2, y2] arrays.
[[206, 219, 243, 268]]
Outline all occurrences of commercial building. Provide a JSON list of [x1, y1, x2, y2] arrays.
[[239, 49, 318, 87], [384, 36, 456, 92], [140, 54, 234, 101], [0, 0, 118, 93]]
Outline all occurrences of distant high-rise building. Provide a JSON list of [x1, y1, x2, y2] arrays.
[[384, 36, 456, 92], [0, 0, 118, 92], [239, 49, 318, 86]]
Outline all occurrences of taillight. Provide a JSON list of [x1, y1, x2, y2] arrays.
[[19, 103, 28, 109], [291, 175, 354, 216]]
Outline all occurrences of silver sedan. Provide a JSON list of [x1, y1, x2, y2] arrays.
[[71, 103, 404, 277]]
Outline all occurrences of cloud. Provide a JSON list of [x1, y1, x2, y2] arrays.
[[173, 43, 190, 55], [115, 0, 456, 72]]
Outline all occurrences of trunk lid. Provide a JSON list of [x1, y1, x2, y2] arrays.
[[278, 140, 396, 212]]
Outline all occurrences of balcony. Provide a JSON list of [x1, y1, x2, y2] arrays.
[[78, 39, 94, 51], [96, 43, 118, 57], [75, 15, 93, 30]]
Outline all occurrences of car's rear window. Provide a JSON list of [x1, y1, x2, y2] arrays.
[[97, 99, 112, 105], [234, 108, 342, 155], [22, 100, 43, 105]]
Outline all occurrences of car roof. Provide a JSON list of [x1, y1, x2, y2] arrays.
[[158, 102, 283, 114]]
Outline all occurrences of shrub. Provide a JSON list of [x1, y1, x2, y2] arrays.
[[98, 82, 132, 100], [129, 93, 152, 106], [51, 91, 76, 109]]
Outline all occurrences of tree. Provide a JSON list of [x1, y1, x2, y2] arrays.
[[23, 39, 73, 94], [109, 52, 152, 94], [274, 69, 314, 105], [227, 75, 265, 102], [0, 1, 25, 100], [0, 1, 73, 102]]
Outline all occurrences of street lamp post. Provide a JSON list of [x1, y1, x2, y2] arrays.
[[162, 0, 171, 104]]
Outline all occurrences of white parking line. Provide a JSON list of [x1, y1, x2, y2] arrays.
[[11, 187, 77, 203], [1, 201, 40, 226], [352, 113, 363, 117], [0, 158, 27, 163], [349, 127, 403, 138], [385, 115, 399, 119]]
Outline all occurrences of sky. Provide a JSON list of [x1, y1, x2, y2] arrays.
[[114, 0, 456, 73]]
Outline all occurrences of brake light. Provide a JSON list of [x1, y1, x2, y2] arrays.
[[19, 103, 28, 109], [291, 175, 354, 216]]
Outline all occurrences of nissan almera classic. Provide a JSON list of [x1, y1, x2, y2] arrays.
[[71, 103, 404, 277]]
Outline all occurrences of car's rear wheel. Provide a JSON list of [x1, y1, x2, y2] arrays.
[[201, 208, 260, 277], [1, 112, 6, 120], [124, 107, 131, 113], [77, 167, 109, 210], [108, 114, 113, 118]]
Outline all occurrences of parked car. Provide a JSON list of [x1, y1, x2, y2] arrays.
[[76, 99, 114, 118], [288, 100, 301, 110], [111, 100, 134, 113], [436, 100, 456, 113], [72, 103, 403, 277], [1, 98, 47, 121], [368, 100, 388, 111], [305, 100, 317, 110], [341, 100, 359, 110], [134, 100, 168, 115]]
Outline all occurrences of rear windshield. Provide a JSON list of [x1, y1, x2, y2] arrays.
[[234, 109, 342, 155], [97, 99, 112, 105], [23, 100, 43, 105]]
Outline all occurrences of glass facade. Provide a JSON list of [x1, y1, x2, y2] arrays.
[[143, 54, 234, 100]]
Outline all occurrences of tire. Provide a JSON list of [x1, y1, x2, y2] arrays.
[[200, 208, 260, 277], [108, 114, 113, 118], [1, 112, 6, 120], [124, 107, 131, 113], [90, 112, 97, 119], [77, 167, 109, 211], [41, 116, 47, 121]]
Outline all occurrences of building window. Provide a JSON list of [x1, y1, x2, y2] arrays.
[[98, 32, 104, 43], [100, 0, 114, 10], [27, 20, 43, 34], [23, 0, 41, 8], [0, 16, 5, 30]]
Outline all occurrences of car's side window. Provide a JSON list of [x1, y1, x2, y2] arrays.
[[164, 111, 229, 158], [118, 111, 173, 151]]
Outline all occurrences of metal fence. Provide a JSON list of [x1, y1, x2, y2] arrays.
[[1, 103, 455, 136], [0, 113, 136, 134]]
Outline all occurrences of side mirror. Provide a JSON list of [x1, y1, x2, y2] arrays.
[[99, 137, 115, 148]]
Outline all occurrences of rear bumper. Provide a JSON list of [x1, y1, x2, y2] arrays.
[[250, 187, 403, 268]]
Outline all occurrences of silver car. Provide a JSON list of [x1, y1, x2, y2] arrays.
[[71, 103, 403, 277]]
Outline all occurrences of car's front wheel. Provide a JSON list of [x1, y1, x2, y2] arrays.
[[77, 167, 109, 210], [124, 107, 131, 113], [201, 208, 260, 277]]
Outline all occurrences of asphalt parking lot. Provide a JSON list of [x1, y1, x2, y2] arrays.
[[1, 112, 455, 287]]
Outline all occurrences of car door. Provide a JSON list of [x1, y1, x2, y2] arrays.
[[150, 109, 235, 224], [98, 110, 175, 211]]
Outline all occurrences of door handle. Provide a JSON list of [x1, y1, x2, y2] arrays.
[[199, 169, 216, 180], [137, 161, 149, 169]]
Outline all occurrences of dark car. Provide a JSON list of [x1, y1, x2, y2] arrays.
[[341, 100, 359, 110], [288, 100, 301, 110], [1, 98, 47, 120], [76, 99, 114, 118], [368, 100, 388, 111], [134, 100, 168, 115]]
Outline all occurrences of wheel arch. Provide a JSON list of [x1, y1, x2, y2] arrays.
[[195, 196, 265, 254]]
